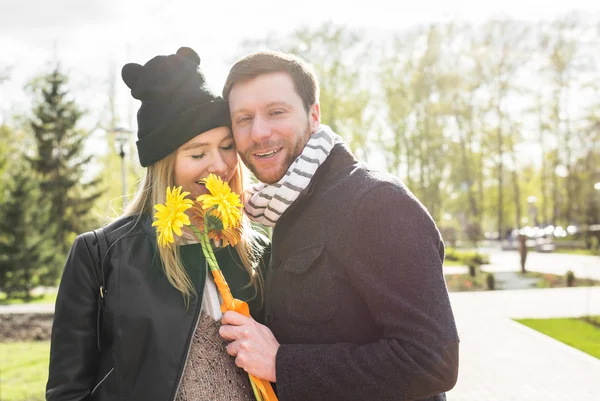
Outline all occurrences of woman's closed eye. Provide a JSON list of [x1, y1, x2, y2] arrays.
[[191, 153, 206, 159]]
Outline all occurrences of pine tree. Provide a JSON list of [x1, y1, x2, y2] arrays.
[[26, 67, 100, 261], [0, 160, 54, 300]]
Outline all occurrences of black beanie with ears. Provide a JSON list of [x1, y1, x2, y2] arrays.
[[122, 47, 231, 167]]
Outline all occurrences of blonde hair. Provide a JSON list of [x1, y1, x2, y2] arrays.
[[123, 152, 266, 306]]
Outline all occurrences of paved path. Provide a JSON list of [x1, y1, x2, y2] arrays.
[[447, 287, 600, 401], [0, 303, 54, 314], [445, 248, 600, 281], [480, 248, 600, 280]]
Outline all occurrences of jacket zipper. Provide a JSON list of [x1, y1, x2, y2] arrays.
[[171, 260, 206, 400]]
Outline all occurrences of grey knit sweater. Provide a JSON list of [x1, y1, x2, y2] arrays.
[[176, 311, 254, 401]]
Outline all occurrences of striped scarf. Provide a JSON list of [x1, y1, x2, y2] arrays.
[[244, 125, 337, 227]]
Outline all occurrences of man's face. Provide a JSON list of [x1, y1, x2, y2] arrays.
[[228, 72, 320, 184]]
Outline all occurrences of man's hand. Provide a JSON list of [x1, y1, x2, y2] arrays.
[[219, 311, 280, 382]]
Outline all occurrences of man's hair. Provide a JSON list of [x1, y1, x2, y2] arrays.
[[223, 51, 320, 112]]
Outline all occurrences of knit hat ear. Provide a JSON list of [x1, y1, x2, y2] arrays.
[[176, 47, 201, 67], [121, 63, 143, 90]]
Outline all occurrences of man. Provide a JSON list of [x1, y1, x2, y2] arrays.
[[219, 51, 459, 401]]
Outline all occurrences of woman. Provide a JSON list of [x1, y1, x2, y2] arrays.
[[46, 47, 268, 401]]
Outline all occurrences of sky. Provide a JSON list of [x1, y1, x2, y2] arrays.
[[1, 0, 599, 161]]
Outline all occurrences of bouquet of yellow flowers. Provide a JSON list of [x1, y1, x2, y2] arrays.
[[152, 173, 277, 401]]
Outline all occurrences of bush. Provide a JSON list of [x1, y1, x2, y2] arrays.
[[465, 221, 482, 243], [461, 251, 490, 277], [590, 236, 599, 249], [566, 270, 576, 287], [588, 236, 599, 255], [445, 247, 460, 262], [486, 272, 495, 290], [445, 248, 490, 265], [461, 251, 490, 266]]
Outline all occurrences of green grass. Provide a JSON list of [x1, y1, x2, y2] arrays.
[[0, 293, 57, 306], [516, 317, 600, 360], [0, 342, 49, 401], [553, 248, 600, 256]]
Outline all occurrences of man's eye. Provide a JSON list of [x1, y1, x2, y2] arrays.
[[237, 116, 252, 123]]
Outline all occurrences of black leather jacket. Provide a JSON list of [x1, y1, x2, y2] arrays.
[[46, 215, 266, 400]]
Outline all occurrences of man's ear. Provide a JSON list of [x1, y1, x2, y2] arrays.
[[309, 103, 321, 133]]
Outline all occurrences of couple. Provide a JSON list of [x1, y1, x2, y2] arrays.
[[46, 47, 459, 401]]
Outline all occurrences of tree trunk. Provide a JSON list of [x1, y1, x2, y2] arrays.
[[497, 102, 504, 240], [512, 168, 522, 229], [454, 111, 479, 219], [538, 93, 548, 226], [552, 159, 559, 226]]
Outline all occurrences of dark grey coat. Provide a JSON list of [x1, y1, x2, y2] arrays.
[[264, 140, 459, 401]]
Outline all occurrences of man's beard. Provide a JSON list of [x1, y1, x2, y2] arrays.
[[241, 122, 312, 184]]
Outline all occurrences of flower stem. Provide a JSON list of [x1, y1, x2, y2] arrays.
[[249, 377, 263, 401], [190, 225, 218, 271]]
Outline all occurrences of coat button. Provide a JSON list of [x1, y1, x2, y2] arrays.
[[272, 258, 281, 270], [265, 314, 274, 324]]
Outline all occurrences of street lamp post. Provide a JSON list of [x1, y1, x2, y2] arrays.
[[110, 127, 133, 209]]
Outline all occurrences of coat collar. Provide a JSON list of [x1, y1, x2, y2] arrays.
[[275, 137, 358, 227]]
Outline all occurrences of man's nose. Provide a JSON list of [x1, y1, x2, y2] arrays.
[[250, 115, 272, 143]]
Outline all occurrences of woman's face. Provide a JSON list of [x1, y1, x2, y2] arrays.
[[174, 126, 238, 198]]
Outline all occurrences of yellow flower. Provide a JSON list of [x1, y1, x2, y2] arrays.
[[152, 186, 194, 247], [190, 204, 243, 247], [196, 174, 243, 230]]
